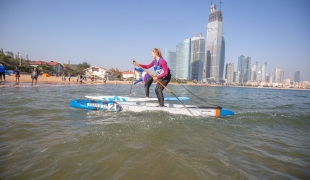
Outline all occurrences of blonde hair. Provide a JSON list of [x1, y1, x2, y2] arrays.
[[152, 48, 162, 58]]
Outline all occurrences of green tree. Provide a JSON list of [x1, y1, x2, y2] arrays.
[[74, 62, 91, 74]]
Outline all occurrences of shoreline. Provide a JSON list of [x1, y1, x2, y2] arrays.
[[0, 74, 308, 91]]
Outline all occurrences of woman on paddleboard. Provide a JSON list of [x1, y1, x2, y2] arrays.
[[133, 48, 171, 107]]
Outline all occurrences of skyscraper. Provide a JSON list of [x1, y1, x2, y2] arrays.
[[273, 68, 284, 83], [237, 55, 251, 84], [164, 48, 177, 78], [176, 38, 191, 79], [225, 63, 234, 84], [205, 3, 225, 83], [190, 33, 205, 82], [251, 62, 258, 81], [294, 71, 300, 83], [261, 62, 267, 81]]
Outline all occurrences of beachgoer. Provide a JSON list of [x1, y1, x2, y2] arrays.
[[15, 66, 20, 82], [0, 63, 6, 81], [134, 67, 153, 98], [31, 67, 39, 85], [103, 77, 106, 84], [79, 74, 83, 84], [68, 73, 71, 81], [133, 48, 171, 107]]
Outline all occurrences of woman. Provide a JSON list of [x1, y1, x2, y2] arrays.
[[133, 67, 154, 98], [133, 48, 171, 107]]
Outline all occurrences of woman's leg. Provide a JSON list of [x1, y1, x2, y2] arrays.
[[155, 73, 171, 106], [144, 76, 153, 97]]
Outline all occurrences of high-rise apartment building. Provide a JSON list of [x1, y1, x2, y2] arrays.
[[204, 3, 225, 83], [164, 48, 177, 78], [190, 33, 205, 82], [294, 71, 300, 83], [176, 38, 191, 79], [225, 63, 234, 84]]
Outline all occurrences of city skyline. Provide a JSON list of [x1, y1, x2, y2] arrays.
[[0, 0, 309, 81]]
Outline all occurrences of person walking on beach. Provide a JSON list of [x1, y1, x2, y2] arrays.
[[68, 73, 71, 81], [31, 67, 39, 85], [0, 63, 6, 82], [62, 73, 66, 81], [15, 66, 20, 82], [133, 48, 171, 107], [77, 74, 83, 84], [133, 67, 153, 98]]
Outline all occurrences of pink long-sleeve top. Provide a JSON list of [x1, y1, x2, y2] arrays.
[[139, 58, 169, 79]]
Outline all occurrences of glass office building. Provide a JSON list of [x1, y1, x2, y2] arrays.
[[225, 63, 234, 84], [176, 38, 191, 79], [273, 68, 284, 83], [164, 48, 177, 78], [238, 55, 251, 84], [190, 33, 205, 82], [205, 3, 225, 83], [294, 71, 300, 83]]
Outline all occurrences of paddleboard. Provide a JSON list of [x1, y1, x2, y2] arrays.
[[69, 99, 234, 117], [85, 95, 189, 102]]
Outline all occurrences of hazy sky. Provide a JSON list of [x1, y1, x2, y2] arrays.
[[1, 0, 309, 81]]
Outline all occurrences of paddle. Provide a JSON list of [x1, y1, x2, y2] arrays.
[[129, 68, 136, 95], [133, 60, 193, 115]]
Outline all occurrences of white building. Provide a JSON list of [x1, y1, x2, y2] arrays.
[[84, 66, 107, 78]]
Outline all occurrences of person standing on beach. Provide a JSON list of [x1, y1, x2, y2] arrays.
[[62, 73, 66, 81], [0, 63, 6, 82], [133, 48, 171, 107], [68, 73, 71, 81], [133, 67, 153, 98], [15, 66, 20, 82], [31, 67, 39, 85]]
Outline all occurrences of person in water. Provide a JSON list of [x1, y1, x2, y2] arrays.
[[133, 48, 171, 107], [134, 67, 153, 98]]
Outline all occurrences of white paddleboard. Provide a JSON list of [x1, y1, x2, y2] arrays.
[[85, 95, 189, 102]]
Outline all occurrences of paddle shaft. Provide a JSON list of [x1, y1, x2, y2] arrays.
[[133, 60, 192, 114]]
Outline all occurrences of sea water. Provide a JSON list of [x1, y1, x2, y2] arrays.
[[0, 84, 309, 179]]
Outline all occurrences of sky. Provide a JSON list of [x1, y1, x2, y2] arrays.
[[1, 0, 309, 81]]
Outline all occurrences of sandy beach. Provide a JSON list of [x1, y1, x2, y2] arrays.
[[0, 73, 133, 87], [0, 73, 203, 88]]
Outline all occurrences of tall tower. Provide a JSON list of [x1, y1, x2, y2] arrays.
[[204, 2, 225, 83], [190, 33, 205, 82]]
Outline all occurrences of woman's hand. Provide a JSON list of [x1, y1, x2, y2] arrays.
[[153, 76, 158, 80]]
